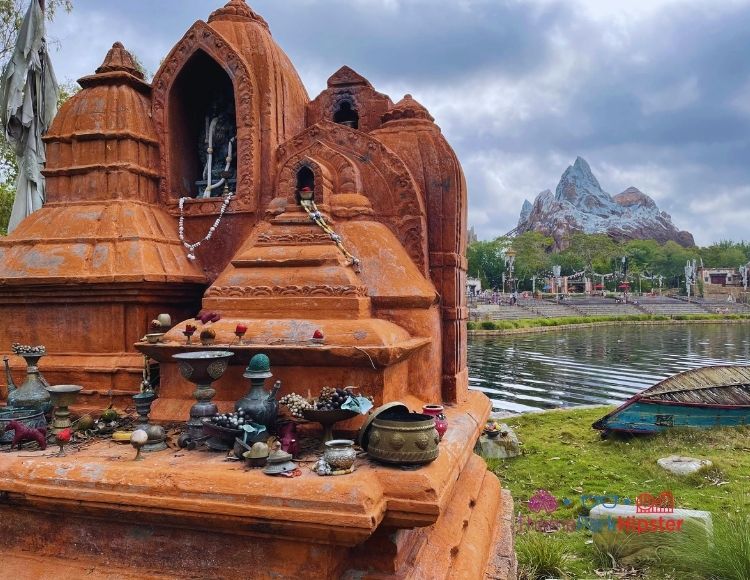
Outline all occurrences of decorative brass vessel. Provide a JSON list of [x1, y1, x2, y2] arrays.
[[46, 385, 83, 434], [172, 351, 234, 440], [360, 404, 439, 466], [323, 439, 357, 471]]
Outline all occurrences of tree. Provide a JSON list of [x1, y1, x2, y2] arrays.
[[467, 238, 509, 290], [700, 241, 749, 268], [511, 231, 552, 282], [561, 233, 619, 275]]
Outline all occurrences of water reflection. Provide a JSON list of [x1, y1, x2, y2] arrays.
[[469, 324, 750, 412]]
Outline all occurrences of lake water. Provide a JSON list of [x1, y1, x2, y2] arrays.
[[468, 323, 750, 413]]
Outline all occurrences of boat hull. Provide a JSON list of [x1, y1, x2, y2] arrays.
[[594, 399, 750, 434]]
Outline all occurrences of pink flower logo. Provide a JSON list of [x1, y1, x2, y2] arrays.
[[528, 490, 559, 514]]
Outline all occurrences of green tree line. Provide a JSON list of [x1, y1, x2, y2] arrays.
[[468, 231, 750, 292]]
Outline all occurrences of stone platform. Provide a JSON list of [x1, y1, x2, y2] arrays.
[[0, 392, 515, 579]]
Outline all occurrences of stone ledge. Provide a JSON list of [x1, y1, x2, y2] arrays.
[[0, 392, 490, 548]]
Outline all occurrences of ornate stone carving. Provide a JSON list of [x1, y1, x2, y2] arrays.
[[151, 21, 258, 215], [205, 285, 369, 298], [256, 232, 332, 245], [274, 122, 428, 272]]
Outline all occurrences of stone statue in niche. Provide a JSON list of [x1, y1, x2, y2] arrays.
[[196, 89, 237, 198]]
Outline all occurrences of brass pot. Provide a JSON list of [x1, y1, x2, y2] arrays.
[[323, 439, 357, 470], [365, 411, 439, 466]]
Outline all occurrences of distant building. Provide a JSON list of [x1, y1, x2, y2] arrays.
[[468, 226, 478, 244], [467, 277, 482, 295], [699, 267, 741, 287]]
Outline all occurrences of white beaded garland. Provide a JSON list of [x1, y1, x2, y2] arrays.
[[178, 192, 233, 260]]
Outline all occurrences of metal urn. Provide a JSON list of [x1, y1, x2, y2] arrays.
[[235, 354, 281, 429], [172, 351, 234, 440], [4, 350, 52, 414]]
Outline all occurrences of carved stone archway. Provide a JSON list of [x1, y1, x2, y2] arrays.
[[152, 21, 259, 216], [275, 122, 429, 273]]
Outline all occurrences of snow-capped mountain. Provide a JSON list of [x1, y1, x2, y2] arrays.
[[516, 157, 695, 250]]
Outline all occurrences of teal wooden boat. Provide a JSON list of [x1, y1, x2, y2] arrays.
[[593, 365, 750, 436]]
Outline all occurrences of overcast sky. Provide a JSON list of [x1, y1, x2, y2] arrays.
[[46, 0, 750, 246]]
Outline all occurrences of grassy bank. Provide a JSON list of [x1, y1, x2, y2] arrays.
[[488, 407, 750, 579], [469, 313, 750, 332]]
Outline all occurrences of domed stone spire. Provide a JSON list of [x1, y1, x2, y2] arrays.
[[208, 0, 268, 27], [95, 42, 144, 79], [382, 94, 435, 124]]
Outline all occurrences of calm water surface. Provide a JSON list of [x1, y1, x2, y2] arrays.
[[468, 324, 750, 413]]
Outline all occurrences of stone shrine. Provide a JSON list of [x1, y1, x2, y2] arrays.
[[0, 2, 515, 578]]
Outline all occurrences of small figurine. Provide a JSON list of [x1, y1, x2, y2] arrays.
[[3, 420, 47, 450]]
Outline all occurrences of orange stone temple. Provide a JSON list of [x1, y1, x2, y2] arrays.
[[0, 2, 516, 578]]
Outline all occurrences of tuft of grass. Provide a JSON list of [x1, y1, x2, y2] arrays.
[[516, 533, 573, 580], [655, 512, 750, 580]]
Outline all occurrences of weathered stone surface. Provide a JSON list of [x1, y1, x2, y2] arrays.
[[517, 157, 695, 250], [476, 424, 521, 459], [657, 455, 713, 475]]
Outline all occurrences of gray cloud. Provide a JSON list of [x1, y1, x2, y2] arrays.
[[47, 0, 750, 245]]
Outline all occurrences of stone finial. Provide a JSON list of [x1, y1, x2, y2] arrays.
[[327, 66, 372, 88], [382, 94, 435, 124], [95, 42, 144, 79], [208, 0, 269, 28]]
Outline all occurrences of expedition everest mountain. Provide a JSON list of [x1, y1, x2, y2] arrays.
[[516, 157, 695, 250]]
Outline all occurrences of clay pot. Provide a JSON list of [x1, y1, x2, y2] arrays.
[[362, 406, 439, 466], [323, 439, 356, 471], [422, 404, 448, 441]]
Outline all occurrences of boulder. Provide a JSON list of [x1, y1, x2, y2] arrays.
[[657, 455, 712, 476]]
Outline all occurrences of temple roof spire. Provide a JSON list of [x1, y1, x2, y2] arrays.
[[95, 42, 144, 79], [208, 0, 268, 28]]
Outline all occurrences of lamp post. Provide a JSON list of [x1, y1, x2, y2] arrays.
[[553, 265, 562, 303]]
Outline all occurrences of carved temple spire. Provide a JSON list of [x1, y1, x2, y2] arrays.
[[95, 42, 144, 79], [327, 66, 372, 89], [382, 94, 435, 124], [208, 0, 269, 28]]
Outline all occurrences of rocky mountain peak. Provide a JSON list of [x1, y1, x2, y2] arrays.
[[519, 199, 534, 225], [613, 187, 657, 210], [516, 158, 695, 250], [555, 157, 611, 217]]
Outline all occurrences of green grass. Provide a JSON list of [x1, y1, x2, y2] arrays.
[[516, 532, 575, 579], [468, 313, 750, 331], [488, 407, 750, 578]]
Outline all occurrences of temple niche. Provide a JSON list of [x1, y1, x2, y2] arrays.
[[0, 1, 514, 579], [168, 50, 238, 199]]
